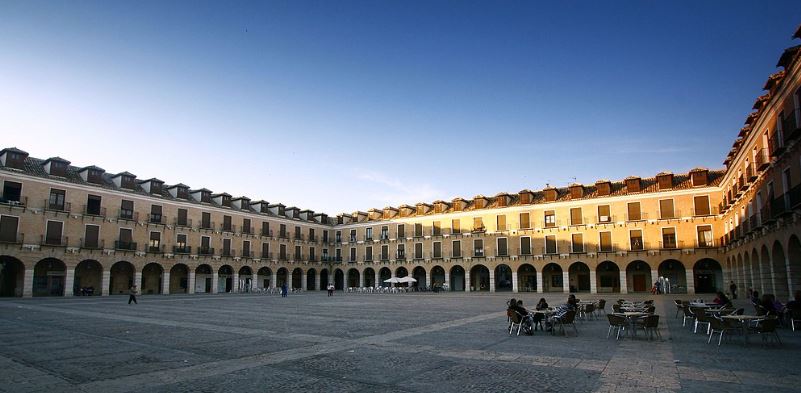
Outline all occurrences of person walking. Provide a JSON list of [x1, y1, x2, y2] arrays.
[[729, 281, 738, 300], [327, 283, 334, 296], [281, 282, 288, 297], [128, 285, 138, 304]]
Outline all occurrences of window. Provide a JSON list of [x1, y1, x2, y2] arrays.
[[335, 248, 341, 261], [627, 202, 641, 221], [349, 247, 356, 262], [149, 232, 161, 252], [692, 195, 711, 216], [432, 221, 441, 236], [322, 230, 329, 243], [397, 244, 405, 259], [414, 223, 423, 237], [309, 228, 315, 241], [48, 189, 66, 211], [496, 215, 506, 231], [86, 195, 102, 216], [294, 226, 302, 240], [177, 209, 188, 226], [222, 238, 232, 256], [519, 237, 531, 255], [243, 218, 251, 234], [280, 224, 288, 238], [599, 231, 612, 252], [545, 235, 557, 254], [365, 227, 373, 241], [697, 225, 713, 248], [451, 219, 461, 234], [659, 199, 675, 219], [201, 212, 211, 229], [381, 245, 389, 260], [433, 241, 442, 258], [83, 224, 99, 248], [1, 181, 22, 203], [380, 226, 389, 240], [335, 230, 341, 242], [452, 240, 462, 257], [201, 236, 211, 254], [519, 212, 530, 229], [150, 205, 163, 224], [43, 220, 63, 245], [0, 215, 19, 243], [242, 240, 251, 257], [415, 243, 423, 259], [571, 233, 584, 253], [629, 230, 643, 250], [597, 205, 611, 223], [309, 247, 315, 261], [119, 228, 133, 250], [262, 242, 270, 258], [397, 224, 405, 238], [544, 210, 556, 228], [570, 208, 582, 226], [473, 217, 484, 232], [261, 222, 271, 237], [348, 229, 356, 242], [294, 245, 302, 260], [661, 228, 677, 249], [366, 246, 373, 261], [497, 238, 508, 256], [176, 234, 188, 253], [473, 239, 484, 257]]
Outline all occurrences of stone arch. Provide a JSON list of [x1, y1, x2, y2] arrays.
[[596, 261, 620, 293], [195, 264, 213, 293], [334, 269, 344, 290], [276, 267, 289, 288], [33, 258, 66, 296], [395, 266, 408, 278], [306, 268, 317, 290], [568, 261, 591, 293], [734, 254, 743, 291], [110, 261, 135, 295], [363, 267, 376, 288], [658, 259, 686, 293], [749, 248, 759, 294], [517, 263, 537, 292], [319, 268, 329, 290], [347, 268, 360, 288], [0, 255, 25, 297], [694, 258, 723, 294], [430, 265, 446, 289], [141, 262, 163, 295], [742, 252, 752, 293], [494, 264, 512, 292], [379, 267, 391, 287], [74, 259, 102, 296], [218, 264, 234, 293], [292, 268, 303, 289], [470, 264, 489, 291], [626, 260, 652, 293], [760, 245, 771, 295], [787, 235, 801, 292], [238, 266, 253, 292], [542, 263, 563, 292], [412, 266, 426, 288], [772, 240, 789, 299], [169, 263, 189, 294], [450, 265, 465, 291]]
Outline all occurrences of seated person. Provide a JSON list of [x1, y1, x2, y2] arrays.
[[786, 290, 801, 311], [757, 294, 777, 316], [535, 298, 549, 310], [713, 291, 732, 307], [532, 298, 549, 330], [567, 294, 578, 310]]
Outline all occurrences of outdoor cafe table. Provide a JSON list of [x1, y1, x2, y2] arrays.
[[722, 315, 762, 344], [531, 309, 556, 335], [614, 312, 649, 337]]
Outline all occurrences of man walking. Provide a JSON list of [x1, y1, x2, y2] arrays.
[[327, 283, 334, 296], [281, 282, 288, 297], [128, 285, 138, 304], [730, 281, 737, 300]]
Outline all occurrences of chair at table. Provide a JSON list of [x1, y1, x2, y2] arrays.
[[612, 304, 622, 313], [751, 318, 782, 345], [789, 308, 801, 331], [584, 304, 596, 320], [636, 314, 661, 340], [508, 310, 525, 336], [681, 305, 696, 328], [597, 299, 607, 315], [607, 314, 627, 340], [690, 306, 711, 334], [674, 299, 684, 319], [553, 310, 578, 337], [707, 317, 739, 346]]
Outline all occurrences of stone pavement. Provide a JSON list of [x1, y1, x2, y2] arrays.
[[1, 292, 800, 392]]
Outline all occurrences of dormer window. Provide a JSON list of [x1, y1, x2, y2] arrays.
[[176, 187, 188, 199], [222, 195, 231, 207], [121, 176, 135, 190], [543, 188, 557, 202], [596, 181, 612, 197], [657, 173, 674, 190], [201, 191, 211, 203], [44, 158, 70, 177], [569, 185, 583, 199], [151, 182, 162, 195], [625, 177, 641, 193], [88, 169, 102, 183], [1, 148, 28, 169], [690, 169, 708, 187]]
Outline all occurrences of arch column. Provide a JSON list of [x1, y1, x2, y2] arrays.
[[161, 271, 170, 295], [465, 272, 471, 292], [232, 272, 239, 293], [212, 271, 219, 293], [135, 271, 143, 290], [375, 270, 380, 289], [188, 271, 196, 294], [357, 272, 363, 288], [489, 269, 495, 293], [562, 271, 569, 293], [252, 272, 259, 290], [391, 269, 397, 287], [651, 269, 658, 291], [302, 271, 308, 291], [64, 267, 75, 297], [425, 270, 432, 288], [271, 270, 278, 289], [512, 271, 519, 293], [784, 252, 794, 295], [314, 273, 320, 290], [444, 271, 450, 290], [22, 268, 33, 298], [619, 270, 628, 294], [686, 269, 696, 295], [536, 271, 543, 293], [101, 270, 110, 296], [589, 270, 597, 294]]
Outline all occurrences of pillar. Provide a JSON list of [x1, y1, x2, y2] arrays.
[[444, 272, 450, 291], [357, 272, 363, 288], [212, 271, 219, 293], [536, 270, 543, 294], [64, 267, 75, 296], [489, 269, 496, 293], [252, 272, 259, 290], [589, 270, 597, 294], [161, 272, 170, 295], [271, 271, 277, 289], [232, 272, 239, 293], [512, 271, 519, 293], [188, 271, 196, 294], [391, 269, 397, 288], [101, 270, 110, 296], [465, 271, 471, 292], [651, 269, 658, 291], [135, 271, 143, 291], [619, 270, 628, 294], [375, 270, 380, 289], [302, 272, 308, 291], [425, 270, 432, 289], [686, 269, 696, 295], [562, 271, 569, 293]]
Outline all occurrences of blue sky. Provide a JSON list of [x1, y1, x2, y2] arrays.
[[1, 1, 800, 214]]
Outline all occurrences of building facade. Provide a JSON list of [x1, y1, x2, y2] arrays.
[[1, 26, 800, 299]]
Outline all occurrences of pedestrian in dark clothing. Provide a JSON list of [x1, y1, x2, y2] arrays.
[[281, 283, 288, 297], [730, 281, 738, 299], [128, 285, 138, 304]]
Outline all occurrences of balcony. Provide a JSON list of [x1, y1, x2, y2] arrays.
[[782, 111, 800, 144], [44, 200, 71, 213], [495, 224, 507, 232], [380, 233, 389, 241], [380, 254, 389, 261], [41, 235, 68, 247], [769, 133, 785, 157], [659, 240, 682, 250], [473, 249, 485, 258], [220, 224, 236, 233], [790, 183, 801, 209], [691, 206, 719, 217], [278, 232, 289, 240], [173, 245, 192, 254], [261, 251, 273, 259], [118, 210, 139, 222], [749, 215, 760, 231], [293, 233, 305, 242], [199, 221, 216, 231], [241, 226, 253, 235], [114, 240, 137, 251], [630, 240, 644, 251], [0, 195, 27, 208], [147, 245, 165, 254], [595, 215, 614, 224], [80, 238, 104, 250], [396, 252, 406, 260], [625, 212, 648, 222], [542, 247, 557, 255], [472, 226, 486, 234], [148, 214, 165, 225], [308, 235, 317, 242], [755, 148, 770, 171], [199, 247, 215, 256], [308, 255, 317, 262], [695, 239, 716, 249], [221, 249, 236, 257], [82, 205, 106, 218], [294, 254, 305, 261], [0, 233, 24, 244], [770, 195, 788, 219], [241, 249, 252, 258], [279, 253, 288, 261], [745, 165, 755, 182], [261, 229, 273, 238], [174, 218, 193, 228], [568, 218, 586, 227], [364, 235, 373, 242]]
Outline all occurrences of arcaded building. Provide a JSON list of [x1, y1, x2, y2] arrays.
[[1, 26, 800, 299]]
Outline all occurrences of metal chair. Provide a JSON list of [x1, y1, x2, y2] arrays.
[[752, 318, 782, 345], [553, 310, 578, 337], [508, 310, 525, 336], [607, 314, 627, 340], [597, 299, 607, 315], [707, 317, 738, 346]]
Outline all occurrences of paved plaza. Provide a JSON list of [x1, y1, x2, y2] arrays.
[[1, 292, 801, 393]]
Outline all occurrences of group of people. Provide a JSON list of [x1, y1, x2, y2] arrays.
[[507, 294, 578, 335]]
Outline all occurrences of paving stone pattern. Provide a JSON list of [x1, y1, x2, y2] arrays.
[[1, 292, 800, 392]]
